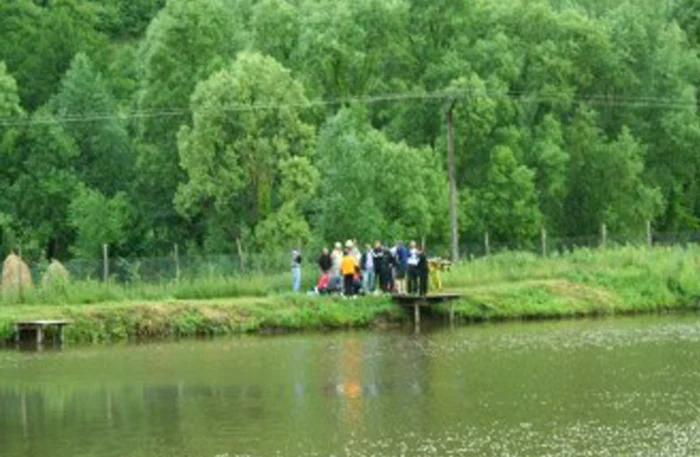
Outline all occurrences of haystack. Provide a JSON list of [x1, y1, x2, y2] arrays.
[[2, 253, 33, 289], [42, 259, 70, 286]]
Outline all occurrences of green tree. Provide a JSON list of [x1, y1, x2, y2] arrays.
[[0, 0, 107, 110], [68, 185, 133, 258], [250, 0, 300, 66], [466, 145, 542, 243], [135, 0, 249, 250], [11, 108, 80, 259], [100, 0, 165, 39], [565, 109, 662, 236], [0, 62, 25, 253], [525, 114, 569, 232], [315, 108, 447, 244], [176, 52, 315, 252], [294, 0, 411, 100], [50, 53, 132, 196]]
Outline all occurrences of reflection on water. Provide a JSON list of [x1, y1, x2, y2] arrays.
[[2, 315, 700, 456]]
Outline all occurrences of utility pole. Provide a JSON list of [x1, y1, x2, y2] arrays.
[[446, 99, 460, 263]]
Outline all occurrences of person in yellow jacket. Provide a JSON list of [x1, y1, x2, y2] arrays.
[[341, 246, 358, 296]]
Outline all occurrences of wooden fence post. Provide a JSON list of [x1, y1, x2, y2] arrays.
[[174, 243, 181, 282], [16, 244, 22, 300], [646, 220, 652, 248], [541, 227, 547, 257], [484, 231, 490, 257], [601, 223, 607, 249], [236, 237, 246, 274], [103, 244, 109, 283]]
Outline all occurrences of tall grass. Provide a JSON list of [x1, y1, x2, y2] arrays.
[[0, 271, 310, 307], [442, 245, 700, 319]]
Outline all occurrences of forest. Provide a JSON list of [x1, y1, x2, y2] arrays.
[[2, 0, 700, 265]]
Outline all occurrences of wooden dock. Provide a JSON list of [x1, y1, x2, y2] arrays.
[[15, 320, 71, 346], [391, 294, 462, 330]]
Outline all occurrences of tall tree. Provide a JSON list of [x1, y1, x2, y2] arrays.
[[135, 0, 249, 250], [465, 145, 542, 244], [51, 53, 132, 197], [175, 52, 315, 252], [11, 108, 80, 259], [0, 0, 107, 110], [0, 62, 25, 253], [315, 108, 447, 244]]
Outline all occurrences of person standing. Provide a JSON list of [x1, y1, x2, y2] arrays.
[[361, 244, 375, 293], [395, 241, 409, 294], [341, 247, 358, 296], [330, 242, 343, 292], [318, 247, 332, 274], [350, 240, 362, 265], [291, 248, 302, 293], [373, 241, 389, 293], [407, 241, 420, 294], [417, 246, 429, 296]]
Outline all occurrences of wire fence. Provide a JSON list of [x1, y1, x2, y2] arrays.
[[461, 224, 699, 260], [7, 224, 700, 286], [16, 250, 293, 287]]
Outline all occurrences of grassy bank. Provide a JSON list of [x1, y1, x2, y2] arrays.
[[442, 245, 700, 320], [0, 295, 402, 343], [2, 245, 700, 343]]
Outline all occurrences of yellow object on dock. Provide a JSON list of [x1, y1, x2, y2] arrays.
[[428, 258, 452, 291]]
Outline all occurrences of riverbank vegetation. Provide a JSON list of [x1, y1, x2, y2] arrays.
[[0, 295, 401, 343], [443, 245, 700, 320], [2, 245, 700, 343]]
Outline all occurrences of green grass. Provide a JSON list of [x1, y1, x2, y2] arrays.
[[2, 245, 700, 343], [441, 245, 700, 320], [0, 295, 402, 343], [0, 271, 301, 306]]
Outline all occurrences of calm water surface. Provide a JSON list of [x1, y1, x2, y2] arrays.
[[2, 315, 700, 457]]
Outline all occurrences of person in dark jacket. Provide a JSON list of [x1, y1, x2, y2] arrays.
[[407, 241, 420, 294], [417, 246, 429, 296], [318, 248, 332, 274], [373, 241, 390, 293], [394, 242, 409, 294]]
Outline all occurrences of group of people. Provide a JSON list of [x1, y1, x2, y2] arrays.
[[292, 240, 430, 296]]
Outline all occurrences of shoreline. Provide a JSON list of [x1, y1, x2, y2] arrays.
[[3, 246, 700, 344], [1, 287, 698, 345]]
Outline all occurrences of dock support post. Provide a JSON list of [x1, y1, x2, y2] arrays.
[[20, 391, 27, 437], [414, 303, 420, 332], [14, 324, 19, 344], [449, 304, 455, 328], [36, 326, 43, 345]]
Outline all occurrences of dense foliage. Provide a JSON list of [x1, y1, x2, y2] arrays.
[[2, 0, 700, 261]]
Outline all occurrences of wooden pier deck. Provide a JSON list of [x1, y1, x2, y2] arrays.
[[391, 294, 462, 330], [15, 320, 71, 345]]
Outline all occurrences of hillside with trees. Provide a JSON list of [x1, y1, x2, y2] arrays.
[[2, 0, 700, 263]]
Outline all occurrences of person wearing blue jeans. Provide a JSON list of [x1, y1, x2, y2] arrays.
[[291, 249, 302, 292]]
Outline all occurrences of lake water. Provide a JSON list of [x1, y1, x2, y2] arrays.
[[2, 315, 700, 457]]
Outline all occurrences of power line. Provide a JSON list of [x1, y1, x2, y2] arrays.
[[0, 87, 696, 127]]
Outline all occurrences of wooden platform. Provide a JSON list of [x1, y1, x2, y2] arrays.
[[391, 294, 462, 330], [391, 293, 461, 306], [15, 320, 71, 345]]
